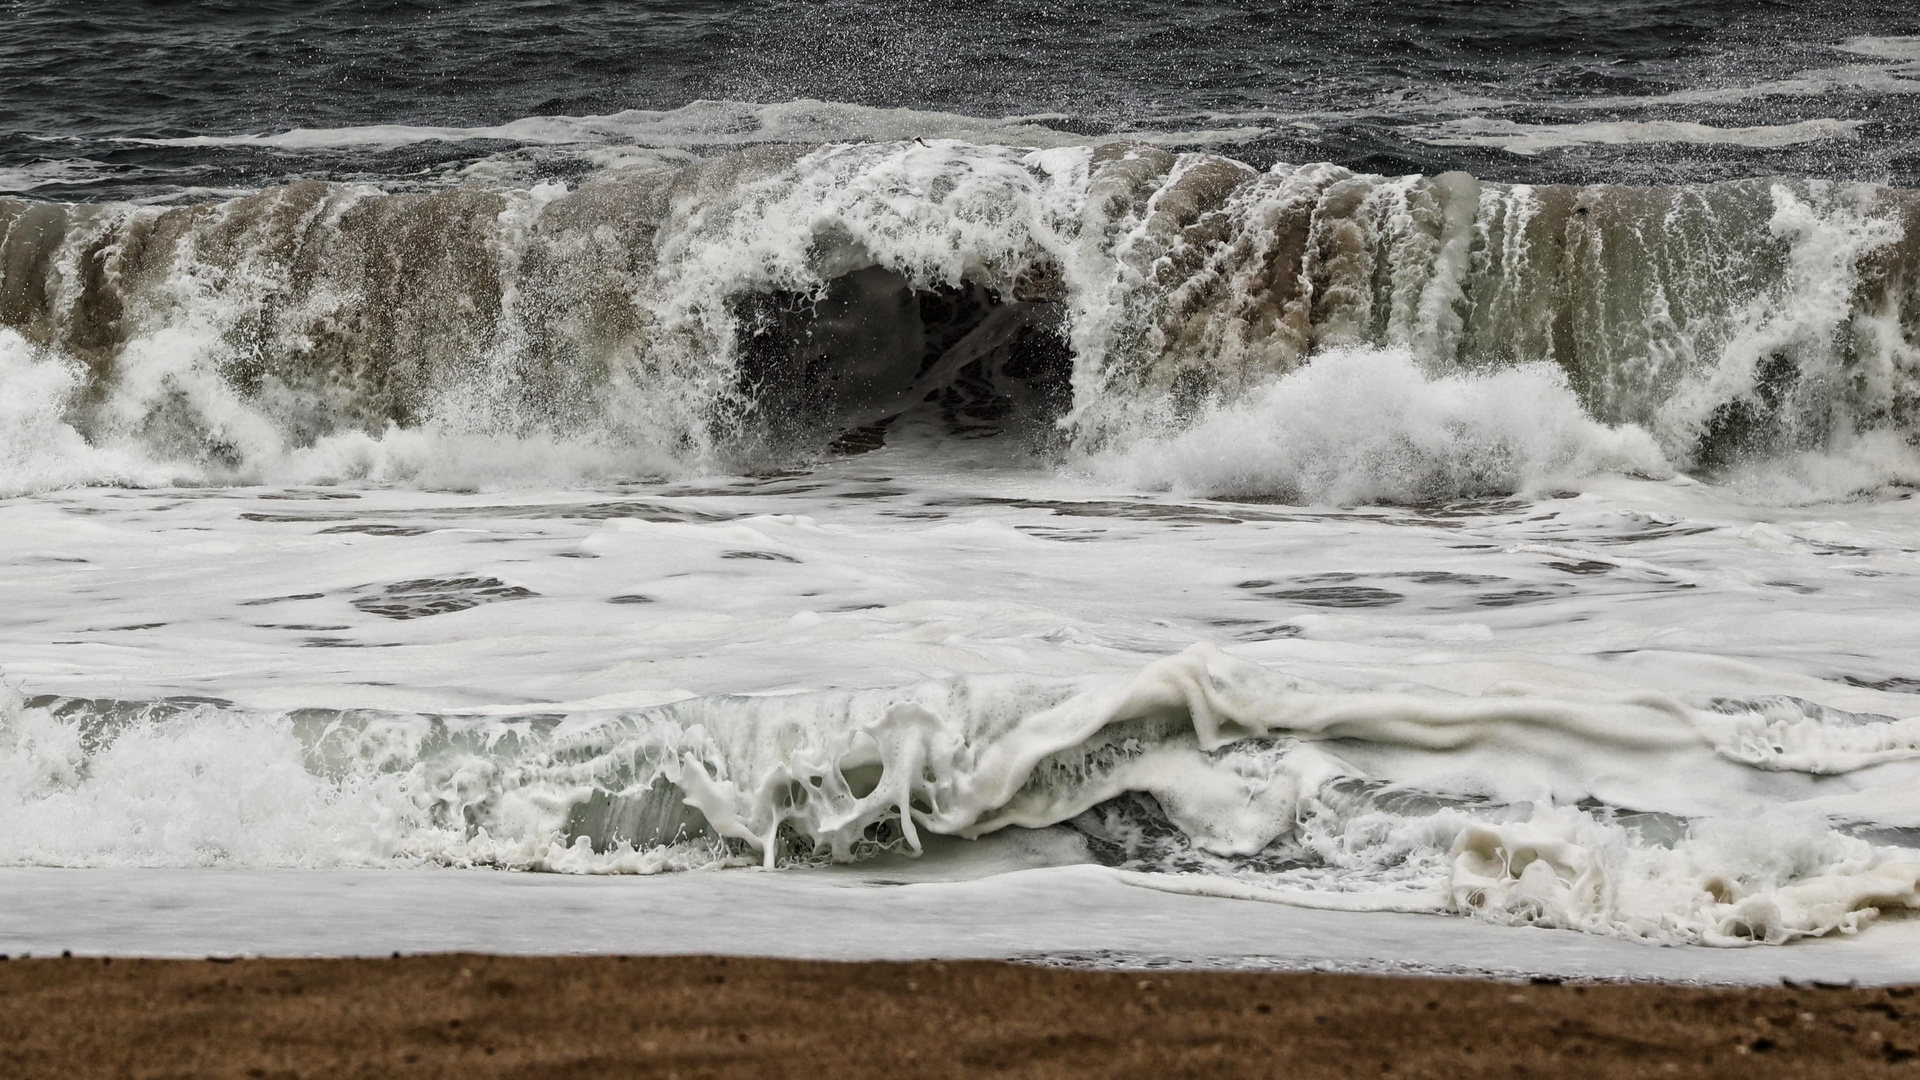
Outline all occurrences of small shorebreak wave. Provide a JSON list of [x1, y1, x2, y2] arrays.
[[2, 138, 1918, 503], [5, 645, 1918, 946]]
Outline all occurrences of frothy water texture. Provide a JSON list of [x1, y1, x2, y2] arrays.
[[9, 645, 1920, 946], [4, 2, 1920, 965]]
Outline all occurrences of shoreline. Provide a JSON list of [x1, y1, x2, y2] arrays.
[[4, 953, 1917, 1079], [10, 865, 1920, 988]]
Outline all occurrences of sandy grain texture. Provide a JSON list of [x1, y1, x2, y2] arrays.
[[1, 954, 1917, 1078]]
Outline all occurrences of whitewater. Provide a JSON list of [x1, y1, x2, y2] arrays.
[[6, 108, 1920, 977]]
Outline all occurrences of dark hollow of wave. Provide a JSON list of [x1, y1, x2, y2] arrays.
[[731, 268, 1075, 453]]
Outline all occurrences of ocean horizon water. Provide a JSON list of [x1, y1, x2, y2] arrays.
[[5, 2, 1920, 978]]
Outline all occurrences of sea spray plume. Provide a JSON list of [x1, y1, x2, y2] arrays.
[[1084, 347, 1672, 504], [0, 328, 181, 495]]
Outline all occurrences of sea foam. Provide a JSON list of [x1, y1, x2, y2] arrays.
[[6, 646, 1917, 945]]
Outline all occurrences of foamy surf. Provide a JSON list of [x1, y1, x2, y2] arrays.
[[6, 645, 1918, 946]]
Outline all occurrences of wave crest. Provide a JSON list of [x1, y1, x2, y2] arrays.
[[2, 143, 1917, 500]]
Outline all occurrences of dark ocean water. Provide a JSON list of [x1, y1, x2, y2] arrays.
[[5, 1, 1918, 200]]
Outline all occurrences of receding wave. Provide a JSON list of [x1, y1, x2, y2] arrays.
[[3, 138, 1919, 501], [6, 646, 1918, 945]]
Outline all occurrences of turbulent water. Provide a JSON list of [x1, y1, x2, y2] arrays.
[[6, 4, 1920, 958]]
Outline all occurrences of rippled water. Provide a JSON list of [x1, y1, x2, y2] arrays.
[[5, 2, 1918, 199]]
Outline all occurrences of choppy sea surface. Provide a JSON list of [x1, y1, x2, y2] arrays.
[[5, 2, 1920, 973]]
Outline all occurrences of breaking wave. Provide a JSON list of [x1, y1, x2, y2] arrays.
[[6, 646, 1919, 946], [2, 137, 1918, 502]]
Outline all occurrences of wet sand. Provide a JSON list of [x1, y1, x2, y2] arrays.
[[3, 954, 1918, 1078]]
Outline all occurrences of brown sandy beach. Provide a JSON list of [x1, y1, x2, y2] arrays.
[[2, 953, 1916, 1079]]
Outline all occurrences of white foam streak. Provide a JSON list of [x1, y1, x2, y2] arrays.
[[1834, 36, 1920, 62], [117, 99, 1268, 153], [1410, 117, 1865, 156]]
